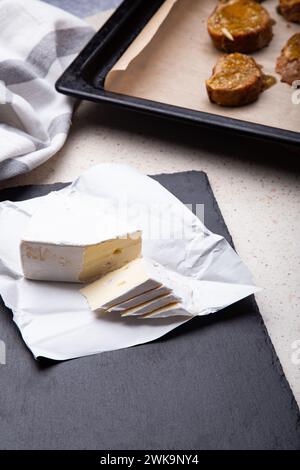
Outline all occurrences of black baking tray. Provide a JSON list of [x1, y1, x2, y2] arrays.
[[56, 0, 300, 146]]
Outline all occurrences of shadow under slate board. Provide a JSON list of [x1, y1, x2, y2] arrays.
[[0, 171, 299, 450]]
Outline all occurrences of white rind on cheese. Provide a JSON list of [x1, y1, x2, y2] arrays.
[[20, 192, 142, 283]]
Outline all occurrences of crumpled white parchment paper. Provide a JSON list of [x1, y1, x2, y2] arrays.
[[0, 164, 259, 360]]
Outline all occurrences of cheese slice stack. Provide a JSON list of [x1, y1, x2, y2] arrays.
[[80, 257, 193, 319], [106, 285, 172, 314], [20, 193, 142, 283], [117, 293, 180, 318], [140, 303, 192, 319]]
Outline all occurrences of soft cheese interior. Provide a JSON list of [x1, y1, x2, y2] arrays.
[[79, 236, 142, 282], [80, 258, 163, 311]]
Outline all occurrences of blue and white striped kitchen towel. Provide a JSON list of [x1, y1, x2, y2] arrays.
[[0, 0, 94, 181]]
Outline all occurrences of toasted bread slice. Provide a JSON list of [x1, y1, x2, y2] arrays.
[[276, 33, 300, 85], [278, 0, 300, 23], [206, 53, 264, 106], [207, 0, 274, 53]]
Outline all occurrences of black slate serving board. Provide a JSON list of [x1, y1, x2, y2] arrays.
[[0, 171, 299, 450]]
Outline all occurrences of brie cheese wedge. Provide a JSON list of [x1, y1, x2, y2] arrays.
[[20, 192, 142, 283]]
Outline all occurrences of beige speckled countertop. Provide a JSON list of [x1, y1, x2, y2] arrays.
[[1, 11, 300, 405]]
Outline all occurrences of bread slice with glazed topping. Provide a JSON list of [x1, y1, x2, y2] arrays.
[[278, 0, 300, 23], [207, 0, 274, 53], [206, 53, 264, 106], [276, 33, 300, 85]]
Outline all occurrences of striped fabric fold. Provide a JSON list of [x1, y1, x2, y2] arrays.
[[0, 0, 94, 181]]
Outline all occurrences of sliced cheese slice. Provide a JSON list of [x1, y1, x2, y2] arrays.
[[20, 192, 142, 283], [80, 258, 163, 312], [140, 303, 192, 319], [107, 285, 172, 313], [120, 293, 180, 317], [81, 257, 195, 319]]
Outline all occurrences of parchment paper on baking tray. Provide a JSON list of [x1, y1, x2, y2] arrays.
[[105, 0, 299, 133]]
